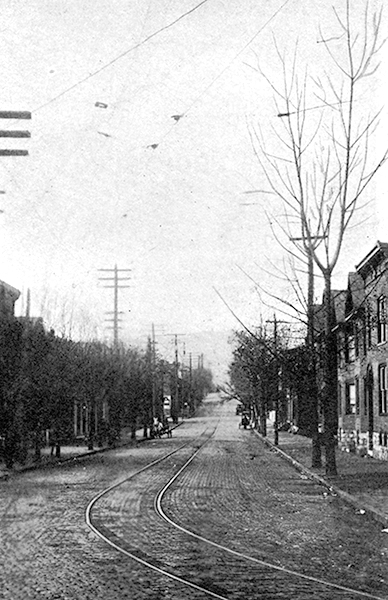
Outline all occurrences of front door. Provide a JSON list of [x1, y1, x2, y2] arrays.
[[366, 367, 374, 451]]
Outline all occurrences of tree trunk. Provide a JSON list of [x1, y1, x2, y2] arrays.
[[307, 250, 322, 468], [308, 361, 322, 468], [55, 443, 61, 458], [88, 401, 94, 450], [34, 429, 41, 460], [274, 394, 279, 446], [260, 401, 267, 436], [258, 378, 267, 436], [323, 271, 338, 476]]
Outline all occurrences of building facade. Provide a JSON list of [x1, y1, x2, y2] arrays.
[[337, 241, 388, 459]]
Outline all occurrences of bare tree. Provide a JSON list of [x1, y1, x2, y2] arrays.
[[251, 0, 387, 475]]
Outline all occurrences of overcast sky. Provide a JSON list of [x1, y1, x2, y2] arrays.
[[0, 0, 387, 372]]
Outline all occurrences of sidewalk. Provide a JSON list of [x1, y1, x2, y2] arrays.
[[0, 421, 182, 479], [258, 428, 388, 527], [3, 419, 388, 529]]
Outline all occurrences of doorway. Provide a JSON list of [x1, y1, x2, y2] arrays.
[[366, 366, 374, 451]]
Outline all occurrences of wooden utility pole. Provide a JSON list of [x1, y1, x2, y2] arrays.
[[151, 323, 157, 420], [189, 352, 193, 415], [164, 333, 185, 423], [98, 265, 131, 348], [174, 334, 179, 424], [266, 315, 289, 446]]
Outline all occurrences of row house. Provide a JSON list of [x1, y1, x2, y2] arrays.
[[285, 291, 346, 436], [336, 241, 388, 459]]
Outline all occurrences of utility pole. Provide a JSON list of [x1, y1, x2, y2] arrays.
[[98, 265, 131, 348], [266, 315, 289, 446], [150, 323, 165, 422], [181, 342, 187, 417], [174, 334, 179, 424], [151, 323, 157, 421], [164, 333, 185, 424], [189, 352, 193, 415]]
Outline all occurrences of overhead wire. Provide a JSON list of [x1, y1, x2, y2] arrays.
[[0, 1, 159, 272], [104, 0, 296, 231], [1, 0, 296, 327], [0, 0, 212, 260], [134, 0, 294, 152], [25, 0, 212, 118]]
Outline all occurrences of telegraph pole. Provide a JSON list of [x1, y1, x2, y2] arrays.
[[181, 342, 186, 417], [164, 333, 185, 423], [174, 334, 179, 424], [266, 314, 289, 446], [98, 265, 131, 348], [151, 323, 157, 420], [189, 352, 193, 415]]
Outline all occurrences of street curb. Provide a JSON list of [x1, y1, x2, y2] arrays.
[[253, 429, 388, 528], [0, 421, 184, 480]]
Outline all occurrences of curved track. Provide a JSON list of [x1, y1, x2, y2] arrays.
[[86, 420, 386, 600], [86, 426, 222, 597], [154, 445, 385, 600]]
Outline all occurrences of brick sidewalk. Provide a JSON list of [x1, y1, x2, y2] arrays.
[[261, 427, 388, 526]]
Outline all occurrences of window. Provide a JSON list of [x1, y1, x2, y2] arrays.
[[365, 303, 372, 349], [377, 296, 387, 344], [379, 365, 388, 414], [354, 321, 360, 357], [345, 382, 356, 415], [363, 377, 368, 416], [355, 378, 360, 415], [379, 432, 388, 447], [344, 329, 355, 363], [347, 334, 355, 362]]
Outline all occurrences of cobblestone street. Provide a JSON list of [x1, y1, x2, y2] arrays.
[[1, 394, 388, 599]]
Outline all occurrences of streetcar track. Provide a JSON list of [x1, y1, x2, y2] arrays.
[[86, 421, 386, 600], [155, 438, 386, 600], [85, 425, 223, 598]]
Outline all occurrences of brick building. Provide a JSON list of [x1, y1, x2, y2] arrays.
[[336, 241, 388, 459]]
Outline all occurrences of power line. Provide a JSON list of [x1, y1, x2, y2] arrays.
[[141, 0, 294, 150], [183, 0, 293, 120], [9, 0, 293, 149], [28, 0, 211, 118]]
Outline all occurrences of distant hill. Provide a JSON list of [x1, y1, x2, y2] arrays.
[[127, 329, 236, 386], [182, 329, 236, 385]]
